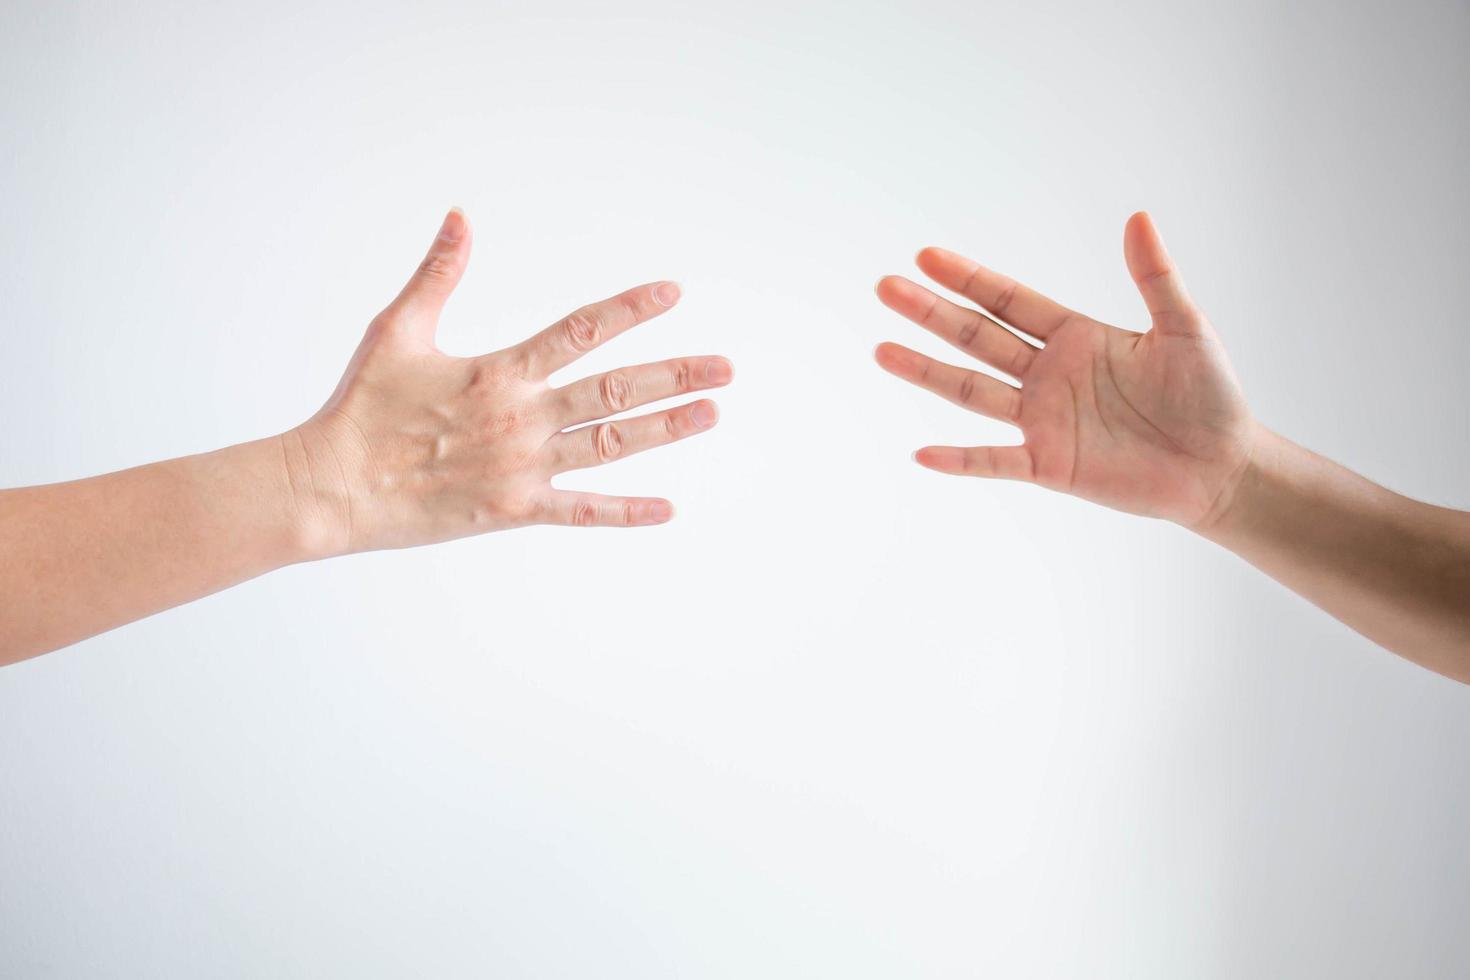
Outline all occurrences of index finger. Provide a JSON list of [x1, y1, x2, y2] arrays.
[[916, 247, 1078, 341], [510, 281, 681, 379]]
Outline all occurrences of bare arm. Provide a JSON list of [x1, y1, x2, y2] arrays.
[[1198, 427, 1470, 682], [0, 438, 318, 662], [0, 210, 733, 666], [874, 212, 1470, 683]]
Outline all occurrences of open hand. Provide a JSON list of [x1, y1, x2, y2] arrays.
[[875, 212, 1254, 528], [285, 210, 732, 556]]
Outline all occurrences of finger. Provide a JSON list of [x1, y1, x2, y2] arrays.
[[874, 343, 1021, 423], [551, 356, 733, 427], [915, 247, 1077, 341], [385, 209, 472, 342], [915, 445, 1035, 482], [537, 491, 674, 527], [1123, 211, 1200, 335], [512, 281, 681, 380], [545, 399, 719, 473], [875, 275, 1037, 379]]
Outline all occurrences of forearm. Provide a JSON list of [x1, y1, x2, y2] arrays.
[[0, 435, 329, 665], [1198, 424, 1470, 682]]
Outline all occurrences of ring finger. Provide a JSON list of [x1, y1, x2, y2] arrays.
[[874, 343, 1021, 423], [543, 399, 720, 473]]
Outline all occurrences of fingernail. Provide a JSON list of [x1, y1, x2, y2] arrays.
[[654, 281, 681, 307], [438, 208, 466, 243], [648, 500, 674, 523], [704, 359, 733, 385], [691, 400, 718, 428]]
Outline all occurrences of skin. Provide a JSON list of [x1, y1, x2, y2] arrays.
[[0, 209, 732, 666], [875, 212, 1470, 684]]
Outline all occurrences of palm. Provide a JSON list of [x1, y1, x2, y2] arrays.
[[876, 213, 1253, 527]]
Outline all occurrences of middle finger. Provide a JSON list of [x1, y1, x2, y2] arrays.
[[877, 275, 1037, 379]]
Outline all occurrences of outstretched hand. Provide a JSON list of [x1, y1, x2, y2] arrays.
[[287, 210, 733, 556], [875, 212, 1254, 528]]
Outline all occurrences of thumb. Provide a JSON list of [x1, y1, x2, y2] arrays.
[[385, 208, 472, 342], [1124, 211, 1200, 336]]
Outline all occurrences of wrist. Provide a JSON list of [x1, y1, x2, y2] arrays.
[[171, 437, 341, 573], [274, 424, 358, 562], [1189, 420, 1287, 546]]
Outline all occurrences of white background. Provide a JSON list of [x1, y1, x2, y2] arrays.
[[3, 0, 1469, 976]]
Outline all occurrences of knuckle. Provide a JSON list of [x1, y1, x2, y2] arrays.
[[418, 253, 457, 282], [664, 412, 681, 439], [957, 373, 977, 405], [619, 293, 645, 319], [671, 360, 693, 392], [468, 360, 510, 393], [992, 278, 1018, 316], [920, 294, 941, 325], [509, 496, 538, 524], [598, 372, 633, 413], [482, 488, 534, 525], [367, 311, 396, 336], [621, 500, 636, 526], [595, 422, 623, 462], [1010, 344, 1036, 377], [362, 312, 403, 349], [1006, 389, 1023, 422], [512, 447, 542, 473], [571, 501, 598, 527], [502, 346, 534, 380], [1050, 312, 1085, 339], [483, 407, 524, 437], [562, 309, 603, 352], [956, 317, 981, 350], [961, 263, 984, 298]]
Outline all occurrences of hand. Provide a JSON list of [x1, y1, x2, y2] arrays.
[[284, 209, 732, 556], [874, 212, 1254, 528]]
